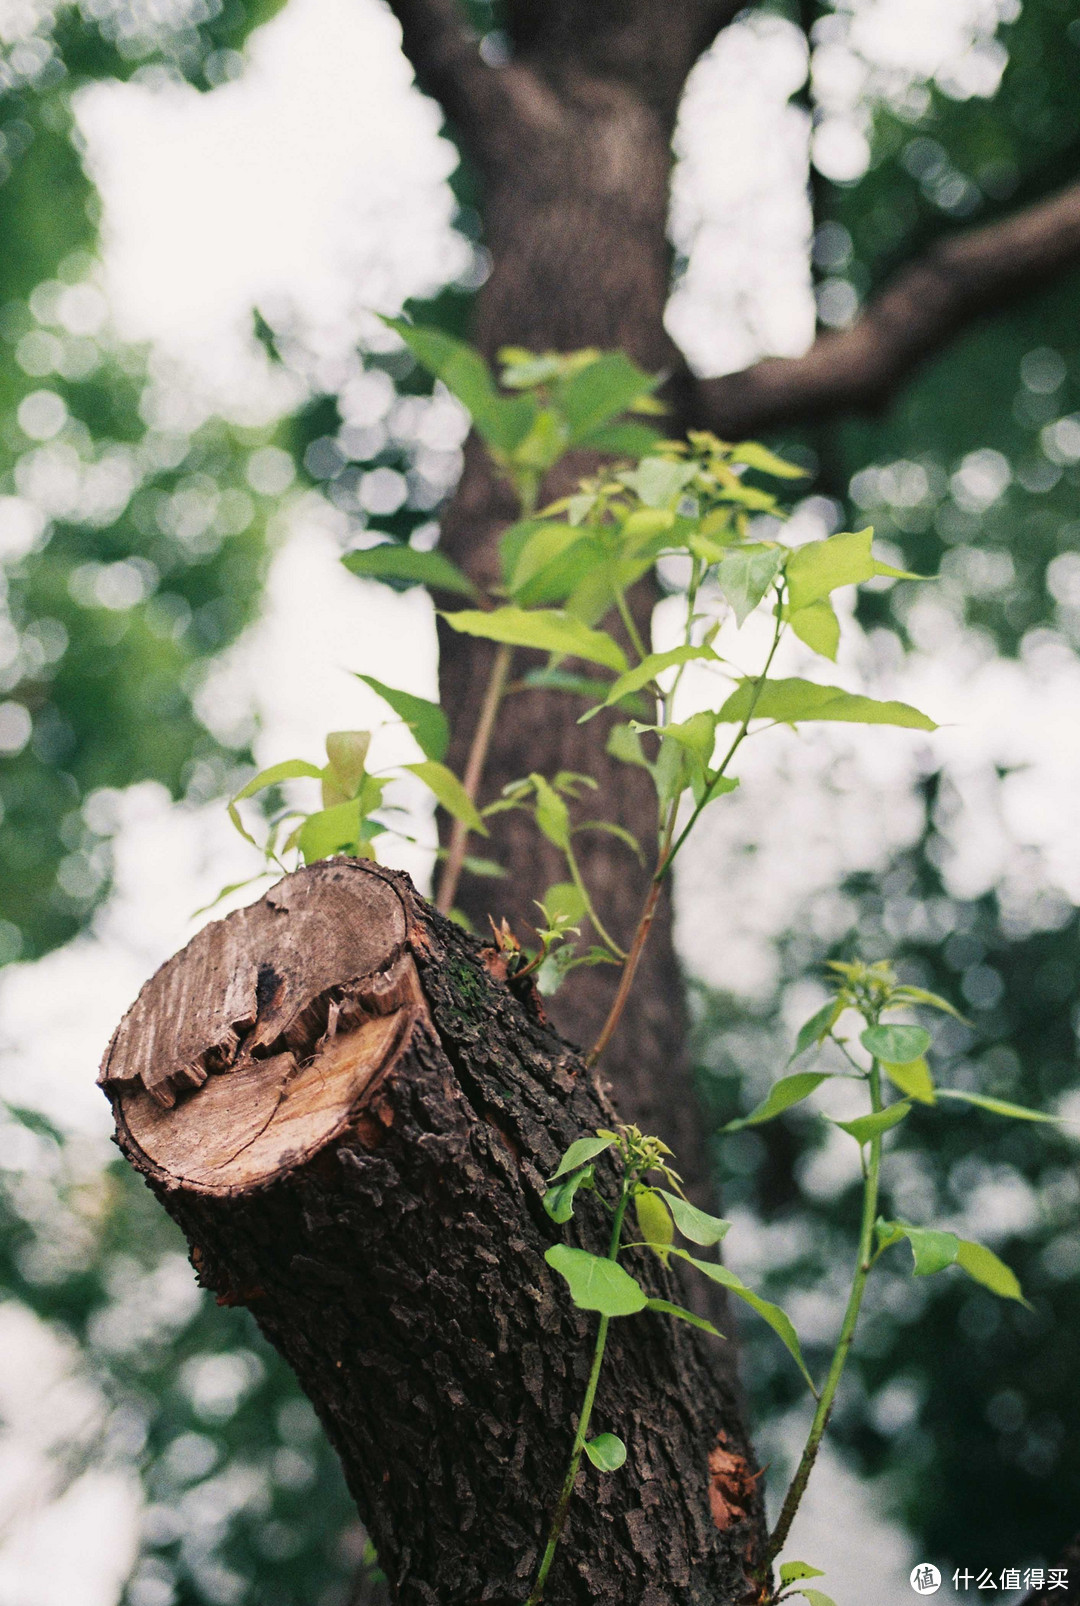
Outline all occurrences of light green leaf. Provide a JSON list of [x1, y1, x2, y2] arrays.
[[343, 543, 479, 598], [557, 351, 659, 442], [795, 1589, 839, 1606], [548, 1135, 615, 1180], [607, 723, 652, 770], [579, 645, 718, 722], [729, 442, 808, 479], [576, 420, 664, 458], [635, 1188, 675, 1260], [718, 545, 784, 626], [785, 528, 877, 612], [355, 675, 449, 762], [507, 521, 587, 596], [634, 711, 718, 768], [573, 819, 644, 863], [723, 1072, 831, 1132], [404, 761, 488, 836], [441, 607, 627, 672], [889, 985, 969, 1022], [540, 881, 588, 927], [955, 1239, 1030, 1305], [789, 600, 840, 661], [860, 1024, 932, 1064], [656, 1188, 731, 1247], [780, 1562, 826, 1585], [583, 1432, 627, 1471], [323, 731, 371, 800], [716, 677, 937, 731], [833, 1102, 912, 1145], [383, 319, 536, 450], [883, 1057, 936, 1105], [790, 999, 843, 1061], [461, 855, 506, 879], [936, 1089, 1058, 1123], [530, 773, 572, 849], [620, 456, 698, 507], [298, 800, 363, 863], [644, 1298, 723, 1338], [676, 1252, 815, 1394], [228, 759, 324, 844], [545, 1244, 648, 1317], [543, 1165, 596, 1224], [876, 1219, 959, 1276]]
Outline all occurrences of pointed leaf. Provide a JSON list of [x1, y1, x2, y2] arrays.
[[785, 528, 876, 612], [506, 522, 589, 597], [718, 545, 784, 626], [298, 800, 363, 863], [557, 351, 659, 442], [877, 1219, 959, 1276], [619, 456, 698, 507], [576, 420, 664, 458], [355, 675, 449, 762], [231, 758, 323, 806], [545, 1245, 648, 1316], [531, 773, 571, 849], [382, 319, 536, 450], [644, 1298, 723, 1338], [676, 1251, 815, 1394], [780, 1562, 826, 1585], [607, 723, 652, 770], [656, 1189, 731, 1247], [789, 599, 840, 661], [583, 1433, 627, 1471], [716, 677, 937, 731], [548, 1135, 614, 1181], [883, 1057, 936, 1105], [860, 1024, 931, 1065], [324, 731, 371, 799], [404, 762, 488, 836], [344, 543, 479, 598], [955, 1239, 1029, 1305], [441, 607, 627, 672], [889, 985, 969, 1022], [540, 881, 588, 928], [723, 1072, 831, 1132], [635, 1188, 675, 1260], [796, 1590, 839, 1606], [729, 442, 808, 479], [833, 1102, 912, 1146], [791, 999, 843, 1061], [936, 1089, 1058, 1122], [543, 1165, 596, 1224], [579, 645, 718, 722]]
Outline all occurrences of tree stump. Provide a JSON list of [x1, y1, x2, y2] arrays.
[[100, 859, 762, 1605]]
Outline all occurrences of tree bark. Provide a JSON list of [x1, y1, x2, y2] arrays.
[[100, 860, 764, 1605]]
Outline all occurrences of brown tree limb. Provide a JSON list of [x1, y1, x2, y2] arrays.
[[100, 860, 765, 1605], [691, 176, 1080, 439]]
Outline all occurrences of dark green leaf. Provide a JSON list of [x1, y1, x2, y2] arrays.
[[723, 1072, 831, 1132], [548, 1135, 615, 1180], [543, 1165, 596, 1224], [716, 677, 937, 731], [545, 1245, 648, 1316], [576, 421, 663, 458], [876, 1219, 959, 1276], [355, 674, 449, 762], [583, 1432, 627, 1471], [343, 543, 479, 598], [791, 999, 843, 1061], [860, 1024, 931, 1064], [441, 608, 628, 672], [557, 351, 659, 442]]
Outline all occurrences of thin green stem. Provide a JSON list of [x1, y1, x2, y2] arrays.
[[525, 1187, 632, 1605], [762, 1055, 885, 1577], [614, 587, 648, 664], [435, 642, 513, 914], [565, 840, 627, 959]]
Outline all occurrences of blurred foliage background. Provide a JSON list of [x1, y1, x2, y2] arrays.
[[1, 0, 1079, 1600]]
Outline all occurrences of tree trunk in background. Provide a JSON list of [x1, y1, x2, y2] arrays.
[[101, 861, 763, 1605]]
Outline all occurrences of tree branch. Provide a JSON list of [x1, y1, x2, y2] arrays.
[[690, 176, 1080, 439], [381, 0, 513, 151]]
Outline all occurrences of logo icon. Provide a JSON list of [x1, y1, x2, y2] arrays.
[[910, 1564, 941, 1595]]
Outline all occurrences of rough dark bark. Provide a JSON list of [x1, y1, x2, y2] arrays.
[[101, 860, 765, 1605]]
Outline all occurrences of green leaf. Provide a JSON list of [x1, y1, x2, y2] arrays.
[[656, 1189, 731, 1247], [723, 1072, 831, 1132], [833, 1102, 912, 1145], [343, 543, 479, 598], [634, 711, 718, 768], [579, 645, 718, 721], [780, 1563, 825, 1585], [860, 1024, 931, 1064], [543, 1166, 596, 1224], [936, 1089, 1058, 1122], [788, 599, 840, 661], [441, 607, 628, 672], [644, 1298, 723, 1338], [877, 1219, 959, 1276], [383, 319, 536, 450], [607, 723, 652, 769], [716, 677, 937, 731], [718, 545, 784, 626], [889, 985, 969, 1023], [883, 1057, 936, 1106], [676, 1252, 815, 1394], [729, 442, 808, 479], [355, 674, 449, 762], [531, 773, 571, 849], [544, 1244, 648, 1317], [573, 819, 644, 863], [461, 855, 506, 879], [506, 521, 588, 596], [404, 761, 488, 836], [583, 1432, 627, 1471], [576, 421, 663, 458], [557, 352, 659, 442], [323, 730, 371, 800], [228, 758, 324, 844], [298, 800, 363, 862], [548, 1135, 614, 1180], [785, 528, 877, 612], [791, 999, 843, 1061], [635, 1188, 675, 1259], [620, 456, 698, 507], [955, 1239, 1030, 1305], [795, 1589, 838, 1606], [540, 881, 588, 927]]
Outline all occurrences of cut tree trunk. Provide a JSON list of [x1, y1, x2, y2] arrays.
[[100, 859, 765, 1606]]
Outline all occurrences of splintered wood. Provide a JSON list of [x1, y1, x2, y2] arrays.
[[99, 861, 418, 1193]]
